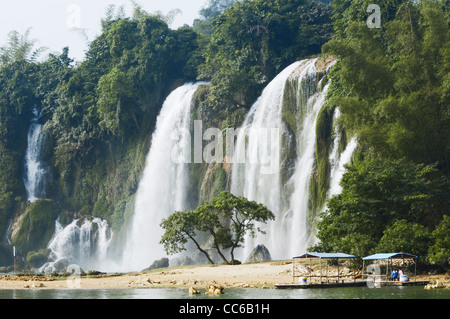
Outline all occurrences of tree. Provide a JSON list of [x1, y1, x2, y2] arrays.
[[312, 157, 449, 257], [160, 210, 216, 264], [376, 220, 432, 263], [160, 191, 274, 264], [0, 29, 47, 65], [428, 216, 450, 268], [96, 67, 136, 135], [193, 0, 238, 36]]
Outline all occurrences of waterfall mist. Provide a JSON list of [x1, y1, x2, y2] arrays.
[[40, 218, 113, 273]]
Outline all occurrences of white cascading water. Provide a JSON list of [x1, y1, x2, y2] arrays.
[[231, 58, 346, 260], [40, 217, 113, 273], [121, 83, 203, 271], [24, 107, 47, 202], [328, 109, 358, 198], [230, 60, 303, 261], [328, 108, 342, 190], [328, 137, 358, 198], [286, 81, 330, 258]]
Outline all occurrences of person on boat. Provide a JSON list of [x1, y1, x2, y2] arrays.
[[399, 269, 404, 281], [391, 269, 399, 281]]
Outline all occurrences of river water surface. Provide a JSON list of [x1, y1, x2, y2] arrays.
[[1, 286, 449, 299]]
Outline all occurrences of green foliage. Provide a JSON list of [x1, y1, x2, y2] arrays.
[[311, 103, 335, 211], [324, 0, 450, 169], [193, 0, 238, 36], [312, 157, 449, 258], [160, 191, 274, 264], [312, 0, 450, 266], [428, 216, 450, 267], [26, 248, 50, 268], [0, 29, 47, 65], [96, 67, 136, 134], [377, 220, 432, 262], [0, 59, 48, 242], [199, 0, 333, 110], [13, 199, 59, 255], [160, 210, 203, 256], [37, 9, 204, 223]]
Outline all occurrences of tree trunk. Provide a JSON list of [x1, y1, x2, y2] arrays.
[[211, 231, 230, 264], [188, 233, 215, 265]]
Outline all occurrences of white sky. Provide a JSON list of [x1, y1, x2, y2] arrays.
[[0, 0, 207, 62]]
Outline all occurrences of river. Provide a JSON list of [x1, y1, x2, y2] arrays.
[[1, 286, 449, 299]]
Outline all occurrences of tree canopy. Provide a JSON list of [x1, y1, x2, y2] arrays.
[[160, 191, 274, 264]]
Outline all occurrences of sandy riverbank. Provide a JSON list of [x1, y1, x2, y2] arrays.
[[0, 261, 294, 290], [0, 261, 447, 290]]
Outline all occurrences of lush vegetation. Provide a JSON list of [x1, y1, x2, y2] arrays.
[[198, 0, 333, 112], [311, 0, 450, 269], [0, 3, 204, 266], [0, 0, 448, 272], [160, 191, 274, 264], [0, 0, 334, 268]]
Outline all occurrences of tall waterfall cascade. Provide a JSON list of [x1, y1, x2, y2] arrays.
[[24, 107, 48, 202], [230, 58, 357, 261], [120, 83, 203, 271], [230, 60, 304, 260], [40, 217, 113, 273]]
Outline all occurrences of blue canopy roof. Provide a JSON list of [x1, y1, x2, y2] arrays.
[[362, 253, 417, 260], [294, 252, 356, 259]]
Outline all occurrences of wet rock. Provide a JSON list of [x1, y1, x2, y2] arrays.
[[246, 245, 272, 263], [189, 287, 200, 295], [170, 256, 195, 267], [205, 283, 223, 295], [32, 282, 44, 288], [142, 258, 169, 271]]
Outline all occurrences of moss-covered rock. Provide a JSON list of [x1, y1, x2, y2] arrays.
[[12, 199, 59, 255], [26, 248, 50, 268], [310, 103, 335, 213]]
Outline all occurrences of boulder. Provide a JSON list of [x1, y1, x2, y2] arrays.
[[170, 255, 195, 267], [52, 258, 70, 273], [142, 257, 169, 271], [189, 287, 201, 295], [205, 283, 223, 295], [246, 245, 272, 263]]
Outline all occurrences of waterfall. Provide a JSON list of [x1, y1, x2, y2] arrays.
[[328, 109, 358, 198], [5, 219, 12, 246], [40, 217, 113, 273], [286, 83, 330, 258], [121, 83, 202, 271], [328, 137, 358, 198], [328, 108, 342, 188], [230, 60, 303, 260], [231, 58, 344, 260], [24, 107, 47, 202]]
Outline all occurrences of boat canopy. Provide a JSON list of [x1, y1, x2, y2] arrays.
[[362, 253, 417, 260], [293, 252, 356, 259]]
